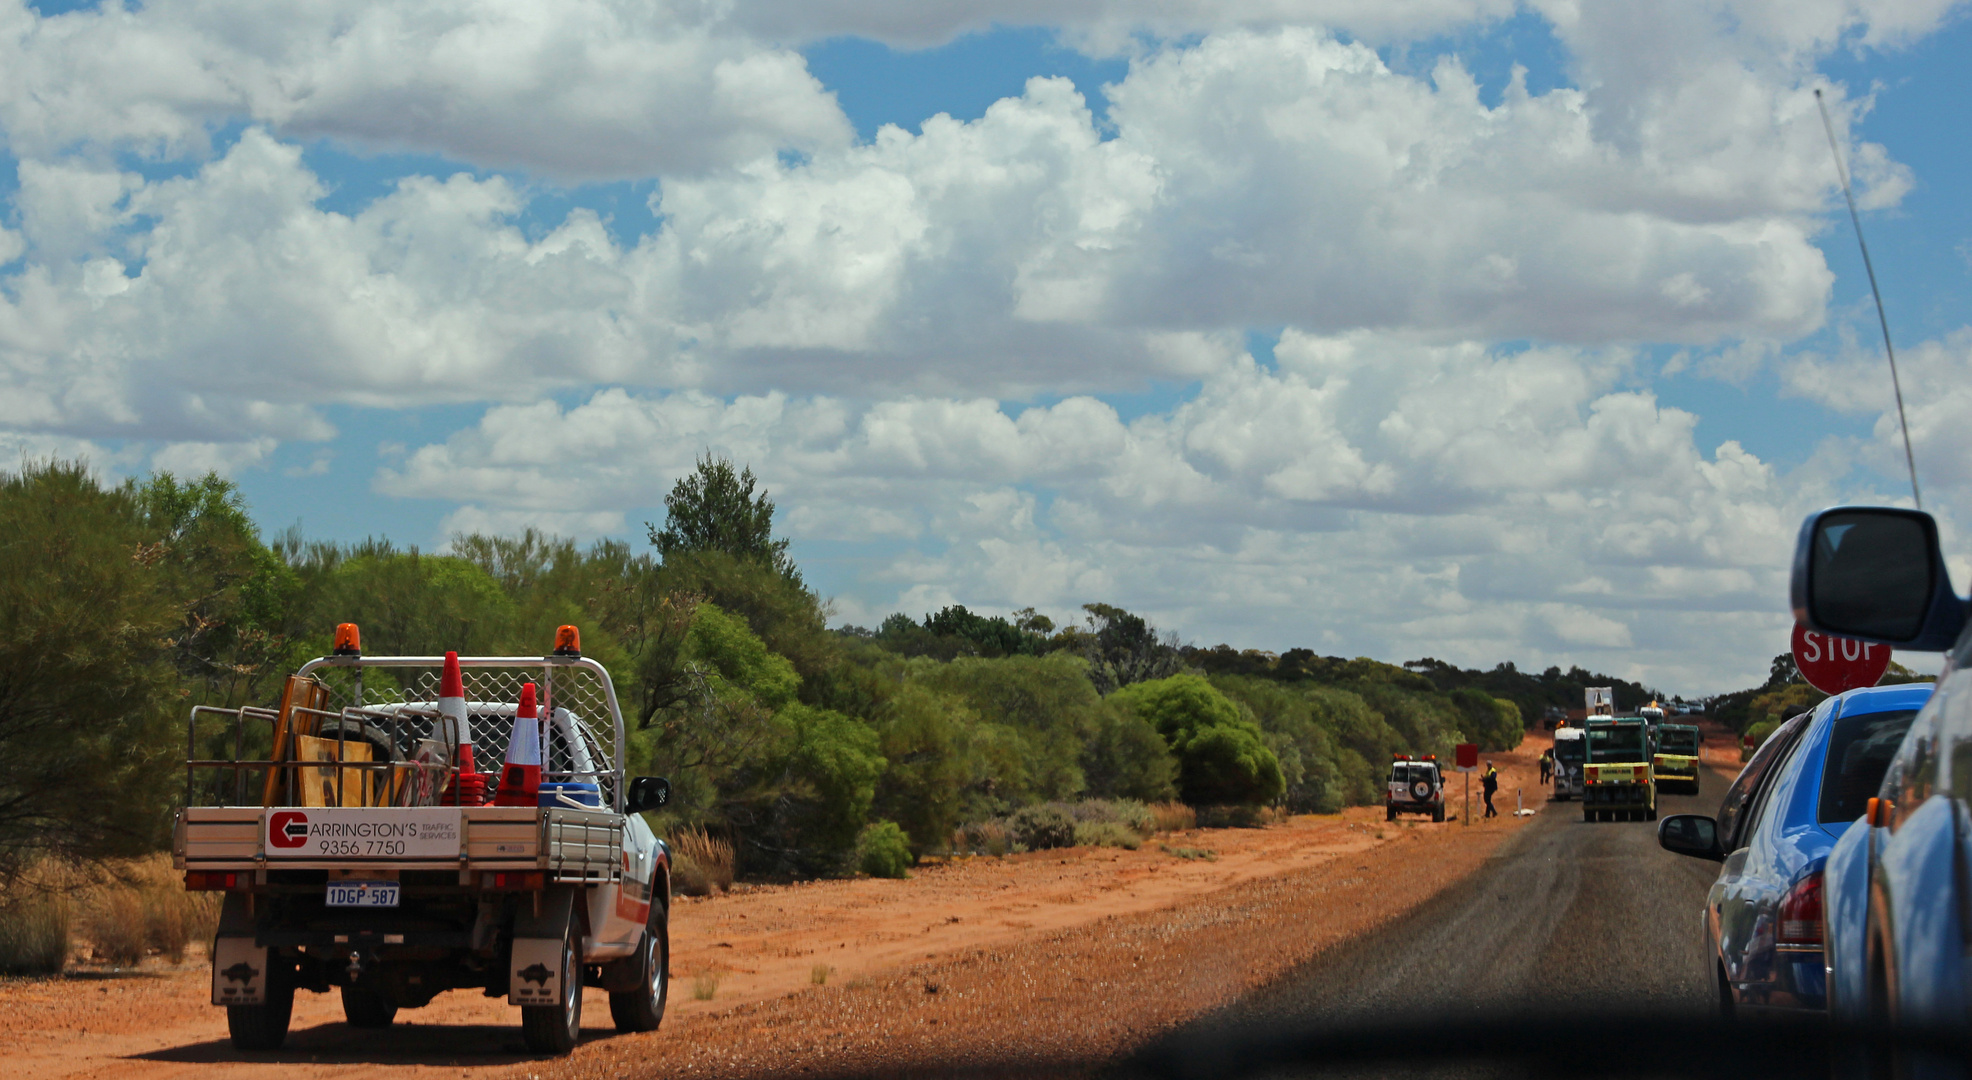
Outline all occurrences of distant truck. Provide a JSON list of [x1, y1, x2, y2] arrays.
[[1652, 723, 1702, 795], [174, 626, 674, 1054], [1582, 717, 1656, 822], [1551, 727, 1586, 800], [1386, 755, 1446, 822]]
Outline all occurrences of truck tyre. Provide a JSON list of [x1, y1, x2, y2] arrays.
[[609, 908, 669, 1033], [1583, 805, 1593, 822], [226, 973, 294, 1051], [521, 925, 582, 1055], [1432, 806, 1444, 823], [340, 985, 397, 1028]]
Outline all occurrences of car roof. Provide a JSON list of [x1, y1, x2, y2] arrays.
[[1828, 683, 1932, 719]]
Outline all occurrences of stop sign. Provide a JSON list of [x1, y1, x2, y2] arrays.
[[1791, 622, 1892, 695]]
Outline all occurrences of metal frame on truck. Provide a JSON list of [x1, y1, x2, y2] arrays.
[[173, 627, 673, 1055]]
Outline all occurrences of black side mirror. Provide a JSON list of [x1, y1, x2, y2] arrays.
[[624, 776, 671, 815], [1657, 814, 1724, 862], [1791, 507, 1963, 650]]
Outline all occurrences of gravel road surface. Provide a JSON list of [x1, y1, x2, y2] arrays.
[[1143, 778, 1734, 1079]]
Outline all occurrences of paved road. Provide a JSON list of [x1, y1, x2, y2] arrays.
[[1139, 778, 1736, 1078], [1240, 781, 1724, 1022]]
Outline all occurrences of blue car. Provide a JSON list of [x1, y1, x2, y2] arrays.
[[1658, 684, 1929, 1015], [1789, 505, 1970, 1035]]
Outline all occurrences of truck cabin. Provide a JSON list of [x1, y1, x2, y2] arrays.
[[1656, 725, 1701, 756], [1585, 721, 1648, 764], [1552, 729, 1586, 764]]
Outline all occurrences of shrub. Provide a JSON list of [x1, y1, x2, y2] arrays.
[[669, 828, 734, 896], [955, 820, 1011, 856], [1111, 675, 1284, 807], [0, 868, 70, 975], [1081, 704, 1178, 803], [1073, 821, 1142, 850], [857, 820, 914, 879], [1006, 804, 1077, 851], [1149, 802, 1196, 832]]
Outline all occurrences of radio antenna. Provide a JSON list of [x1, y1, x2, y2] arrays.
[[1815, 88, 1920, 509]]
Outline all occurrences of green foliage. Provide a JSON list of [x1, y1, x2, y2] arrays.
[[1082, 603, 1183, 695], [868, 684, 978, 854], [647, 454, 798, 586], [0, 463, 180, 882], [687, 602, 800, 708], [1450, 687, 1524, 752], [1081, 703, 1179, 803], [1005, 804, 1078, 850], [1112, 675, 1284, 807], [856, 820, 913, 878], [911, 653, 1103, 803], [312, 549, 519, 656], [763, 704, 887, 874]]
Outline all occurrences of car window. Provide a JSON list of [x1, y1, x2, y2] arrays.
[[1818, 707, 1919, 823], [1716, 715, 1807, 851]]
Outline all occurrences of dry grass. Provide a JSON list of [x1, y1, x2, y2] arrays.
[[0, 861, 73, 975], [692, 970, 722, 1000], [669, 828, 735, 897], [953, 821, 1011, 857], [78, 854, 219, 967], [1149, 802, 1197, 832], [1, 853, 219, 973], [810, 963, 833, 986]]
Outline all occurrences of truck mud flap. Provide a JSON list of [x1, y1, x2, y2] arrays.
[[510, 887, 577, 1007], [213, 937, 268, 1006]]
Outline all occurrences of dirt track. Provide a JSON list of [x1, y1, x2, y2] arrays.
[[2, 739, 1557, 1079]]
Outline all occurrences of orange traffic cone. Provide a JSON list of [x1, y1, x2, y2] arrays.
[[491, 682, 542, 807], [437, 652, 487, 806]]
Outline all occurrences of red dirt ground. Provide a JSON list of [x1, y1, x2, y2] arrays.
[[2, 736, 1575, 1080]]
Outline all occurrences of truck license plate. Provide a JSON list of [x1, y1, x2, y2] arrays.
[[325, 881, 399, 908]]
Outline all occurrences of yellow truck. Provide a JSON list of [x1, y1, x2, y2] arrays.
[[1582, 717, 1655, 822], [1652, 722, 1702, 796]]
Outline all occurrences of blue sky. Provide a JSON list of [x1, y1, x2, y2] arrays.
[[3, 1, 1969, 691]]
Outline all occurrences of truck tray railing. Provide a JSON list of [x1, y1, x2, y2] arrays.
[[186, 655, 627, 811]]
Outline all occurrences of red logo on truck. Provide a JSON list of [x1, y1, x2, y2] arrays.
[[269, 811, 310, 849]]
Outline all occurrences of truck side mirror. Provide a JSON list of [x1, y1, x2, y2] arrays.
[[624, 776, 670, 815], [1791, 506, 1964, 651], [1657, 814, 1724, 862]]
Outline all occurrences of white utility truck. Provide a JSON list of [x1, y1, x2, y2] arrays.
[[173, 624, 673, 1054]]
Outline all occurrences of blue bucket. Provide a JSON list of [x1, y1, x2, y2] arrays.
[[538, 782, 603, 809]]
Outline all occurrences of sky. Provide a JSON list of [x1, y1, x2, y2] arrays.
[[2, 0, 1969, 695]]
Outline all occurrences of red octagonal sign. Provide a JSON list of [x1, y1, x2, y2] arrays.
[[1791, 622, 1892, 695]]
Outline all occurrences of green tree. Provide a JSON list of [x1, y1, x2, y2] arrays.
[[1081, 603, 1183, 695], [647, 455, 798, 585], [0, 462, 179, 884], [1111, 674, 1283, 806], [1080, 701, 1178, 803], [309, 548, 520, 657]]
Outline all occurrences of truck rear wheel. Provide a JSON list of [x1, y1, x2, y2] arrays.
[[521, 926, 582, 1054], [226, 974, 294, 1051], [341, 985, 397, 1028], [609, 909, 669, 1033]]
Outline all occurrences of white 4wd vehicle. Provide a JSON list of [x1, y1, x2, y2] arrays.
[[1386, 756, 1445, 822], [174, 627, 674, 1055]]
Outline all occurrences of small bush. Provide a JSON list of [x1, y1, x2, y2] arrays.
[[669, 828, 733, 896], [857, 820, 913, 879], [1063, 798, 1154, 837], [955, 821, 1011, 857], [1073, 821, 1142, 850], [692, 971, 721, 1000], [83, 888, 149, 966], [1196, 804, 1268, 829], [1150, 802, 1196, 832], [0, 873, 70, 975], [811, 963, 833, 985], [1006, 804, 1077, 851]]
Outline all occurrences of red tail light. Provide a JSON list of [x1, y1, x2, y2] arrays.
[[1778, 872, 1824, 946], [184, 871, 242, 891]]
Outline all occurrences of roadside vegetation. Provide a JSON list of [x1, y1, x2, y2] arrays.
[[0, 454, 1653, 937]]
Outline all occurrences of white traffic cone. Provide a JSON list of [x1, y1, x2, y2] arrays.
[[437, 652, 486, 806], [492, 682, 542, 807]]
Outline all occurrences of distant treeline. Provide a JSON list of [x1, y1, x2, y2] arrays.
[[0, 456, 1651, 887]]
